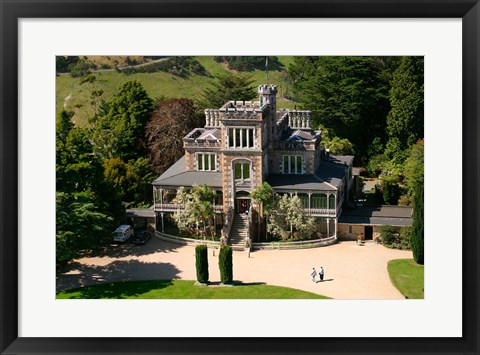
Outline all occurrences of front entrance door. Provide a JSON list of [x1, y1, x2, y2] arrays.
[[235, 198, 250, 214], [364, 226, 373, 240]]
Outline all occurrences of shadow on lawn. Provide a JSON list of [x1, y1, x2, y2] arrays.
[[206, 281, 266, 286], [62, 279, 175, 299], [56, 259, 180, 294]]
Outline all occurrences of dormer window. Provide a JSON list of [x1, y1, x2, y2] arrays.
[[283, 155, 303, 174], [196, 153, 217, 171]]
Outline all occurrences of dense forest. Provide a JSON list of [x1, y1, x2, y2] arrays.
[[56, 55, 424, 264]]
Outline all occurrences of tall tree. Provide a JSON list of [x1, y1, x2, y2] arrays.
[[386, 56, 424, 152], [93, 80, 153, 160], [288, 56, 398, 164], [143, 98, 202, 174], [199, 72, 256, 109], [411, 181, 424, 264], [56, 110, 74, 150], [267, 194, 316, 240], [56, 127, 103, 193], [172, 185, 217, 239], [250, 182, 274, 240], [56, 190, 113, 264], [79, 74, 104, 123], [403, 139, 424, 199], [103, 157, 156, 207]]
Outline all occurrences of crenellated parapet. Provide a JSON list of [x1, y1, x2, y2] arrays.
[[287, 110, 311, 129], [258, 84, 278, 96], [222, 107, 261, 120], [205, 109, 220, 128]]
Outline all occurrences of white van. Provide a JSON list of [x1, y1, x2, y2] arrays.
[[112, 225, 133, 243]]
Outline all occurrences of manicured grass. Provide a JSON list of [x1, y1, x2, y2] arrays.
[[56, 56, 298, 127], [56, 279, 329, 299], [387, 259, 424, 299]]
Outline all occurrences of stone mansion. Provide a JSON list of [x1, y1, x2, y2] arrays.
[[149, 84, 412, 247]]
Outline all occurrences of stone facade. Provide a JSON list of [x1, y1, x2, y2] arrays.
[[153, 84, 356, 239]]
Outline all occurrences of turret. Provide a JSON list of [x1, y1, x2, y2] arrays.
[[258, 84, 278, 141], [258, 84, 277, 110]]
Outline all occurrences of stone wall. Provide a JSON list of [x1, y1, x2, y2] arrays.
[[185, 150, 195, 171], [337, 224, 401, 241], [337, 223, 365, 240]]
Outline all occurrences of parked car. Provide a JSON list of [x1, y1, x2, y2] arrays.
[[112, 225, 133, 243], [132, 230, 151, 245]]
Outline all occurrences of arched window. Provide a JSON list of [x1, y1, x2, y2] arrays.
[[234, 162, 250, 180], [329, 194, 336, 209]]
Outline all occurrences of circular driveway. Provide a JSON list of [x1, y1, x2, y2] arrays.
[[57, 237, 412, 299]]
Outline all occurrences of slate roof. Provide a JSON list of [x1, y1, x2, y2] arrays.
[[286, 129, 317, 141], [152, 156, 222, 188], [267, 155, 353, 191], [197, 128, 221, 141], [316, 155, 354, 187], [267, 173, 337, 191], [352, 167, 365, 176], [338, 205, 413, 226], [153, 154, 354, 192]]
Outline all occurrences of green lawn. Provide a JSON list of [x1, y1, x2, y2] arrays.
[[56, 279, 329, 299], [387, 259, 424, 299], [56, 56, 298, 127]]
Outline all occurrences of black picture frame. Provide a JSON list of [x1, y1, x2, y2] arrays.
[[1, 1, 479, 354]]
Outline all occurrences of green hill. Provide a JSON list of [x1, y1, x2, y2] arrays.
[[56, 56, 296, 127]]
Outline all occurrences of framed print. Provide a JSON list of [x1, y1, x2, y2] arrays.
[[1, 0, 479, 354]]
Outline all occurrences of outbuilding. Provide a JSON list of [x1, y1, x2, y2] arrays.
[[337, 205, 413, 241]]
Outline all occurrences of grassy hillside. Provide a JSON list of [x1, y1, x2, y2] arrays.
[[56, 56, 297, 127]]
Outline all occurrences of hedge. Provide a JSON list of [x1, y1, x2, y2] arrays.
[[219, 246, 233, 284], [195, 244, 209, 284]]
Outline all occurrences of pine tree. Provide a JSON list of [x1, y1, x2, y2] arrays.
[[56, 110, 74, 150], [288, 56, 397, 164], [93, 80, 153, 160], [386, 57, 424, 152], [199, 72, 256, 109], [411, 182, 424, 264]]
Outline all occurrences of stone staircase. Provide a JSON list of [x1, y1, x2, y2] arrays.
[[229, 214, 248, 251]]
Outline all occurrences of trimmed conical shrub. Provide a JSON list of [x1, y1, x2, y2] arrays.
[[219, 246, 233, 284], [195, 244, 209, 283], [411, 182, 424, 264]]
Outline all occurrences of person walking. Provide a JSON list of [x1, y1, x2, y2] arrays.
[[311, 267, 317, 283], [319, 266, 325, 281]]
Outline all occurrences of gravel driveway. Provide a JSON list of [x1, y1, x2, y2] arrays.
[[56, 237, 412, 299]]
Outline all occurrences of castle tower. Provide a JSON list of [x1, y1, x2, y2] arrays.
[[258, 84, 278, 143]]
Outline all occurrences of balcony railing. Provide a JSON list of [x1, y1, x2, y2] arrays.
[[154, 204, 333, 216], [304, 208, 337, 217], [155, 203, 223, 212]]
